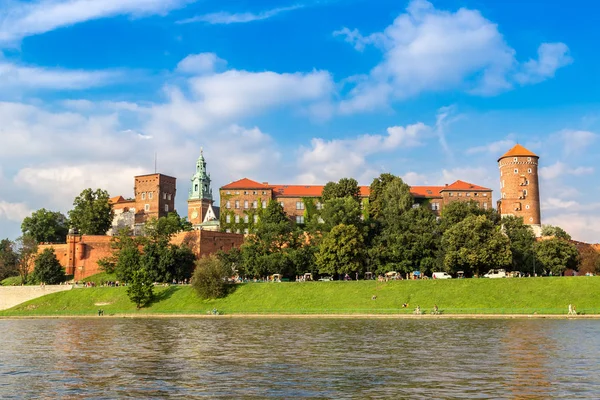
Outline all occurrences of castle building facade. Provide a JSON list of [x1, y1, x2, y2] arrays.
[[219, 178, 492, 233], [497, 144, 542, 236]]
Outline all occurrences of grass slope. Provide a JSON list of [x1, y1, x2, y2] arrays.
[[2, 277, 600, 317]]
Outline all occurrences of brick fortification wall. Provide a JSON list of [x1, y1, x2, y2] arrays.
[[36, 231, 244, 281]]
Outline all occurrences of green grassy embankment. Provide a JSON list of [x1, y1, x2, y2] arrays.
[[2, 276, 600, 317]]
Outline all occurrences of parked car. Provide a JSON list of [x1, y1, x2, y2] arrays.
[[318, 276, 333, 281], [432, 272, 452, 279], [483, 269, 507, 278]]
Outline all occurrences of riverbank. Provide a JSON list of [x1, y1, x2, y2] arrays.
[[1, 277, 599, 317]]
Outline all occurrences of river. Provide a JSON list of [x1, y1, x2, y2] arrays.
[[1, 318, 599, 398]]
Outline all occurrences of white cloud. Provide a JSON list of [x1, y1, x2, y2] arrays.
[[0, 0, 192, 44], [296, 122, 430, 184], [336, 0, 571, 113], [539, 161, 594, 180], [402, 172, 429, 185], [177, 5, 302, 25], [0, 61, 120, 90], [556, 129, 597, 155], [176, 53, 226, 75], [0, 201, 32, 223], [515, 43, 573, 84], [544, 213, 600, 244], [466, 139, 516, 155]]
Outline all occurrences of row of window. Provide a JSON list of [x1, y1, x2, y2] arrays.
[[501, 189, 527, 199], [225, 214, 260, 223], [501, 168, 534, 176], [225, 190, 268, 195], [225, 200, 268, 209], [140, 192, 172, 201], [142, 204, 169, 212], [447, 192, 488, 197]]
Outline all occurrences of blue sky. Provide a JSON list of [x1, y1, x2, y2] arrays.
[[0, 0, 598, 242]]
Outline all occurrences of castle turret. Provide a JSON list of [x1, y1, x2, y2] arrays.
[[188, 148, 214, 227], [498, 144, 542, 236]]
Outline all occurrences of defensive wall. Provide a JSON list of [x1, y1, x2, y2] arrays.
[[36, 230, 244, 281], [0, 285, 72, 311]]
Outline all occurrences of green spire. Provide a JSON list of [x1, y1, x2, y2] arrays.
[[189, 147, 212, 201]]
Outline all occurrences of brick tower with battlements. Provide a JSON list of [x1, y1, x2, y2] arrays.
[[497, 144, 542, 236], [187, 148, 214, 228]]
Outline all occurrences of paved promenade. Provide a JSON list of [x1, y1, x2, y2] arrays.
[[0, 285, 72, 310]]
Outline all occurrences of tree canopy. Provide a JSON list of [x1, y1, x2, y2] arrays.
[[502, 216, 536, 273], [0, 239, 18, 281], [68, 188, 114, 235], [21, 209, 69, 243], [534, 237, 578, 276], [32, 248, 66, 284], [321, 178, 360, 202], [316, 224, 365, 277], [541, 225, 572, 241]]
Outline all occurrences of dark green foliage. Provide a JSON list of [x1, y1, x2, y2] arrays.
[[541, 225, 572, 241], [321, 178, 360, 202], [126, 267, 154, 309], [442, 215, 512, 276], [15, 235, 37, 284], [68, 188, 114, 235], [143, 211, 193, 240], [0, 239, 18, 281], [320, 197, 362, 232], [440, 200, 500, 231], [368, 173, 396, 220], [502, 216, 536, 273], [316, 224, 365, 276], [380, 177, 414, 223], [192, 255, 230, 299], [114, 242, 142, 283], [261, 200, 289, 225], [534, 238, 578, 276], [21, 209, 69, 243], [32, 248, 66, 284]]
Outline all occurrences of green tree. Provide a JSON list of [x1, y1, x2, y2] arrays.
[[0, 239, 18, 281], [541, 225, 572, 240], [126, 267, 154, 309], [32, 248, 66, 284], [21, 209, 69, 243], [114, 240, 142, 283], [368, 173, 396, 220], [320, 196, 362, 232], [442, 215, 512, 276], [577, 245, 600, 275], [192, 255, 230, 299], [143, 211, 192, 240], [502, 216, 536, 273], [68, 188, 114, 235], [316, 224, 365, 277], [380, 177, 414, 226], [440, 200, 500, 230], [534, 238, 578, 276], [261, 200, 289, 224], [321, 178, 360, 202], [15, 235, 38, 284]]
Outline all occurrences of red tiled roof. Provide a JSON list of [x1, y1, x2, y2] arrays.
[[441, 180, 491, 191], [498, 144, 538, 161], [221, 178, 271, 190], [109, 196, 126, 204], [410, 186, 444, 198]]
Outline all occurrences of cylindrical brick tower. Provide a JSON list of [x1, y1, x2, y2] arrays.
[[498, 144, 542, 236]]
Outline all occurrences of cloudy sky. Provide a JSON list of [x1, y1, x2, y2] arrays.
[[0, 0, 598, 242]]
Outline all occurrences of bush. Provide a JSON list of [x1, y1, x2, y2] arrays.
[[1, 276, 21, 286], [191, 255, 230, 299], [126, 268, 154, 309], [32, 248, 66, 284]]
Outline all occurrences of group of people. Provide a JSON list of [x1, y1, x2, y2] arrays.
[[413, 304, 439, 315]]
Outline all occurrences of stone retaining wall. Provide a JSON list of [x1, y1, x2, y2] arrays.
[[0, 285, 72, 311]]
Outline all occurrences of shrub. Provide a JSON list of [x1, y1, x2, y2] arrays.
[[32, 248, 66, 284], [191, 255, 230, 299]]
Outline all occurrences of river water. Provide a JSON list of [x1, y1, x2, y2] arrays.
[[1, 318, 599, 399]]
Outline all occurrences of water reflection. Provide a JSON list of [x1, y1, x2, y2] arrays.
[[1, 318, 599, 398]]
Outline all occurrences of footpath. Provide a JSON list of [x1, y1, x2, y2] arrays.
[[0, 285, 72, 311]]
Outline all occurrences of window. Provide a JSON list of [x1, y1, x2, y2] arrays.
[[226, 191, 230, 195], [234, 215, 240, 223], [296, 201, 305, 210], [168, 194, 171, 200], [253, 191, 257, 195], [145, 204, 150, 211], [513, 157, 518, 162], [244, 200, 249, 209], [226, 215, 231, 223], [195, 184, 198, 192], [466, 193, 471, 197], [500, 171, 503, 177], [235, 201, 240, 209], [279, 202, 284, 208], [458, 193, 463, 197], [244, 228, 249, 234], [528, 168, 532, 173], [316, 202, 323, 210], [235, 191, 239, 195], [474, 193, 479, 197], [525, 180, 529, 185], [142, 192, 146, 200], [252, 201, 257, 208], [483, 193, 488, 197], [236, 229, 241, 234], [244, 191, 248, 195], [502, 193, 506, 199], [163, 193, 167, 200], [244, 215, 249, 223], [262, 200, 267, 208], [296, 215, 305, 224], [431, 203, 440, 211], [526, 205, 530, 210], [449, 193, 453, 197], [523, 189, 528, 196], [529, 217, 533, 222], [253, 215, 258, 223], [149, 192, 153, 199], [502, 180, 505, 188], [514, 168, 518, 174], [226, 201, 231, 209], [226, 229, 231, 233], [483, 202, 488, 210], [164, 204, 169, 212], [262, 191, 266, 195], [527, 157, 531, 162]]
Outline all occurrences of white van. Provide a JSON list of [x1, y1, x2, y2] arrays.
[[483, 269, 507, 278], [432, 272, 452, 279]]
